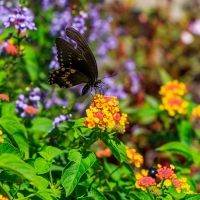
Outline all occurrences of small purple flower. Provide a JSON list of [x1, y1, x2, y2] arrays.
[[29, 87, 41, 101], [124, 59, 141, 94], [188, 19, 200, 35], [104, 75, 128, 99], [4, 7, 37, 32], [124, 59, 136, 71], [0, 2, 9, 34], [44, 91, 68, 109], [41, 0, 53, 11], [52, 114, 70, 128], [15, 88, 40, 118], [50, 8, 71, 36], [49, 47, 59, 70]]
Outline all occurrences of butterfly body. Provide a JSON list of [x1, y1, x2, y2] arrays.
[[48, 27, 103, 95]]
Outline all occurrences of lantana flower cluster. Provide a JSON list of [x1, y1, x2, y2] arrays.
[[83, 94, 128, 132], [135, 164, 194, 194], [159, 80, 188, 116], [0, 194, 8, 200], [0, 94, 9, 102], [126, 146, 144, 167]]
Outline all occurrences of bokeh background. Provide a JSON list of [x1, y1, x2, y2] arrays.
[[1, 0, 200, 192]]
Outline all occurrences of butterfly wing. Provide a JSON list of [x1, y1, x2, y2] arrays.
[[66, 27, 98, 80], [48, 68, 90, 88], [55, 38, 95, 81]]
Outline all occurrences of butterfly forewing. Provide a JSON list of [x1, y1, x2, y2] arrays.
[[55, 38, 94, 80], [66, 27, 98, 80]]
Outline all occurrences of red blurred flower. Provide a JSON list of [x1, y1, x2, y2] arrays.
[[138, 176, 156, 187], [96, 148, 112, 158], [25, 106, 37, 115], [0, 94, 10, 102]]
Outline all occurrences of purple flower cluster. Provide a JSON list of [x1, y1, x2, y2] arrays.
[[4, 7, 37, 32], [41, 0, 68, 11], [52, 114, 70, 128], [124, 59, 141, 94], [50, 8, 71, 37], [15, 88, 40, 117], [49, 46, 60, 70], [88, 5, 118, 58], [0, 1, 9, 34], [104, 75, 128, 99], [44, 90, 68, 109]]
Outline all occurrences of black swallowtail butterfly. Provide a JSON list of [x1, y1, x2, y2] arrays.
[[48, 27, 104, 95]]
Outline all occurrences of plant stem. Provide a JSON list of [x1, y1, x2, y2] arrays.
[[54, 179, 62, 189], [14, 194, 35, 200], [49, 169, 53, 186], [0, 181, 12, 200]]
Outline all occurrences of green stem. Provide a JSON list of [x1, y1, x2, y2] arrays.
[[107, 164, 121, 180], [54, 179, 62, 189], [0, 181, 12, 200], [12, 185, 21, 200], [49, 169, 53, 186], [82, 130, 98, 152], [14, 194, 35, 200], [147, 188, 155, 200]]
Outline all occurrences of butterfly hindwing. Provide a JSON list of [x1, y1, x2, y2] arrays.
[[65, 27, 98, 80], [48, 68, 90, 89], [55, 38, 94, 81]]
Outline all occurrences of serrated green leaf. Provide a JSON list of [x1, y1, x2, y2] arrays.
[[34, 158, 51, 174], [75, 185, 87, 198], [72, 118, 86, 128], [106, 180, 116, 191], [0, 153, 47, 189], [1, 102, 16, 117], [35, 191, 54, 200], [102, 135, 127, 163], [39, 146, 62, 161], [62, 151, 96, 197], [29, 117, 53, 133], [86, 187, 107, 200], [168, 185, 186, 199], [185, 194, 200, 200], [156, 142, 191, 159], [0, 116, 29, 158], [0, 142, 21, 157]]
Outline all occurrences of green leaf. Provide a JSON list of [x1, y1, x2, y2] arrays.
[[176, 120, 192, 145], [0, 70, 7, 86], [156, 142, 191, 159], [129, 192, 151, 200], [34, 158, 51, 174], [168, 185, 186, 199], [185, 194, 200, 200], [0, 116, 29, 158], [1, 102, 16, 117], [35, 191, 54, 200], [29, 117, 53, 133], [0, 153, 48, 189], [39, 146, 62, 161], [23, 45, 40, 81], [0, 142, 22, 157], [72, 118, 86, 128], [106, 180, 116, 191], [75, 185, 87, 198], [62, 150, 96, 197], [86, 187, 107, 200], [102, 135, 127, 163]]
